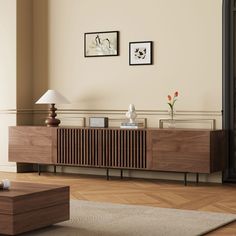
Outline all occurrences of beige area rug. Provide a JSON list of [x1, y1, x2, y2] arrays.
[[24, 200, 236, 236]]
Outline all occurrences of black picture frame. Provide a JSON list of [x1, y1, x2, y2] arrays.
[[84, 31, 119, 57], [129, 41, 153, 65]]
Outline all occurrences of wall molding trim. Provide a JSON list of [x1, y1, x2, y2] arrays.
[[0, 108, 223, 117]]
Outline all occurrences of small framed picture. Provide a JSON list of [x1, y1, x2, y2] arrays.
[[129, 41, 153, 65], [84, 31, 119, 57]]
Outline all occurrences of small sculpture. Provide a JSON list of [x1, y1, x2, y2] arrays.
[[126, 104, 137, 123]]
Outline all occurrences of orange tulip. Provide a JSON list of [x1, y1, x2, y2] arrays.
[[168, 95, 171, 101]]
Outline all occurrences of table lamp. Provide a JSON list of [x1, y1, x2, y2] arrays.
[[36, 89, 70, 127]]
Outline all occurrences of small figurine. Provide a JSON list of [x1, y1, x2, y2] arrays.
[[126, 104, 137, 123]]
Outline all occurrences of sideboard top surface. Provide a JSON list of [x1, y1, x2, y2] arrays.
[[9, 126, 224, 132]]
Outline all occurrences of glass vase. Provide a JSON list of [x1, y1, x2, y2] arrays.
[[170, 109, 174, 120], [168, 109, 175, 128]]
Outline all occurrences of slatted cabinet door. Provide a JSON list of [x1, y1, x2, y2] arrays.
[[100, 129, 147, 169], [56, 128, 147, 169], [57, 128, 100, 167]]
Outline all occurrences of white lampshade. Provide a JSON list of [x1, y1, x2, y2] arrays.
[[36, 89, 70, 104]]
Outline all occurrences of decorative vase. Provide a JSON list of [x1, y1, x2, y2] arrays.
[[168, 109, 175, 128], [170, 108, 174, 120], [168, 119, 175, 128]]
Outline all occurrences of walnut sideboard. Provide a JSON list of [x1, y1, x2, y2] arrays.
[[8, 126, 227, 185]]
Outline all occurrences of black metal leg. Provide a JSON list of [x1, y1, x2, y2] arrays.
[[184, 172, 187, 186], [38, 164, 41, 176], [120, 169, 123, 179], [54, 165, 57, 173], [106, 168, 109, 180], [196, 173, 199, 184]]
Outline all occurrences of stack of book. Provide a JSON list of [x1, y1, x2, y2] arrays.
[[120, 122, 144, 129]]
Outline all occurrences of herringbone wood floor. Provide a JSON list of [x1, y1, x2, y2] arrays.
[[0, 171, 236, 235]]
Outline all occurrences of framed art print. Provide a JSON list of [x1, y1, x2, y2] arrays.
[[129, 41, 153, 65], [84, 31, 119, 57]]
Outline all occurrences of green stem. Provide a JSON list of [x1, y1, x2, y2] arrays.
[[170, 108, 174, 120]]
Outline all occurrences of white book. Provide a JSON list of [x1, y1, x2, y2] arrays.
[[121, 122, 143, 126], [120, 125, 139, 129]]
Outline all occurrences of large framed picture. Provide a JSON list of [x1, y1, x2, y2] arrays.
[[129, 41, 153, 65], [84, 31, 119, 57]]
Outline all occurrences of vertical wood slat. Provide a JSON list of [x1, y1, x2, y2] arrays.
[[93, 130, 95, 166], [101, 130, 104, 166], [92, 129, 95, 166], [106, 130, 110, 166], [139, 131, 142, 168], [74, 129, 77, 165], [64, 129, 66, 164], [85, 129, 87, 165], [125, 131, 128, 167], [113, 130, 115, 167], [90, 130, 92, 165], [57, 131, 59, 163], [79, 129, 82, 165], [124, 131, 126, 168], [131, 130, 133, 168], [131, 131, 133, 167], [110, 130, 112, 167], [55, 129, 59, 164], [118, 130, 120, 167], [87, 130, 89, 165], [100, 130, 103, 166], [120, 131, 122, 167], [115, 130, 117, 166], [84, 129, 86, 165], [66, 129, 68, 164], [144, 131, 147, 168], [69, 129, 72, 164], [134, 131, 136, 168]]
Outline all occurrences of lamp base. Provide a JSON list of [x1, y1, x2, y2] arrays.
[[45, 117, 60, 127]]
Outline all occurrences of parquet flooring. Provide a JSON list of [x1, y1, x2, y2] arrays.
[[0, 171, 236, 235]]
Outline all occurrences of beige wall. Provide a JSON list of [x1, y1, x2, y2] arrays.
[[44, 0, 222, 113], [0, 0, 17, 171], [0, 0, 16, 109]]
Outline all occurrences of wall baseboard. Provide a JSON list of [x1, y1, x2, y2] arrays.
[[0, 164, 17, 172]]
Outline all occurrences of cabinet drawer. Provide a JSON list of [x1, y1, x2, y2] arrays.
[[9, 127, 56, 164], [148, 130, 211, 173]]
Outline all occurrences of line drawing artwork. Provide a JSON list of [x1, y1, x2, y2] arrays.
[[85, 31, 119, 57], [93, 34, 115, 55]]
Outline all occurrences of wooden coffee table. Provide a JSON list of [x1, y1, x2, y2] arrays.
[[0, 182, 69, 235]]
